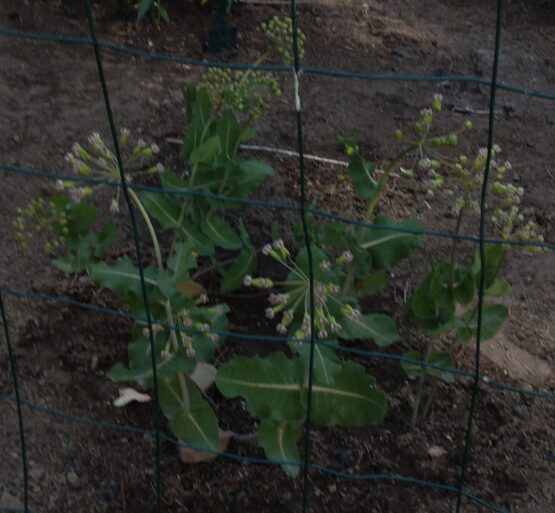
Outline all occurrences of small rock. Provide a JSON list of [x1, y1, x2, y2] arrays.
[[337, 448, 353, 467], [427, 445, 448, 459], [0, 491, 23, 510], [328, 484, 337, 493], [13, 134, 20, 143], [66, 471, 79, 487], [29, 465, 44, 481], [518, 437, 529, 450], [90, 355, 99, 371], [391, 48, 414, 59], [512, 405, 526, 419]]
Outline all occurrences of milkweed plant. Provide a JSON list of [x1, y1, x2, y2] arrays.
[[14, 26, 546, 473]]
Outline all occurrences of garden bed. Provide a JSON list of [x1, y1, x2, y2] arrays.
[[1, 1, 554, 512]]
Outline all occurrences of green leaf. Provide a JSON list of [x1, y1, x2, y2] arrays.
[[257, 420, 301, 477], [358, 215, 422, 269], [137, 0, 154, 20], [190, 135, 220, 166], [201, 215, 241, 249], [90, 257, 160, 299], [230, 158, 274, 196], [161, 379, 220, 453], [93, 220, 117, 259], [158, 5, 169, 22], [182, 88, 213, 162], [140, 192, 214, 255], [401, 350, 455, 383], [453, 268, 475, 305], [484, 278, 512, 297], [457, 303, 508, 342], [310, 361, 387, 426], [217, 110, 241, 159], [410, 263, 456, 333], [356, 271, 390, 299], [292, 340, 341, 386], [168, 243, 197, 283], [216, 352, 305, 421], [220, 248, 257, 292], [53, 256, 76, 274], [67, 202, 97, 234], [347, 153, 379, 200], [472, 245, 506, 289], [340, 313, 400, 347]]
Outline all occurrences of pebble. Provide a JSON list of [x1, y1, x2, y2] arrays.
[[512, 405, 526, 419], [0, 491, 22, 510], [66, 471, 79, 487], [337, 448, 353, 467]]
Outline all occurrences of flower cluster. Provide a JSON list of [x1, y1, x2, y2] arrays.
[[60, 130, 163, 211], [201, 68, 281, 120], [262, 16, 306, 66], [13, 197, 72, 253], [245, 240, 360, 341], [396, 95, 544, 251]]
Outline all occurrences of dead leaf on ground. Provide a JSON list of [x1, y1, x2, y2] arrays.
[[113, 388, 151, 407], [427, 445, 448, 458], [178, 430, 230, 464]]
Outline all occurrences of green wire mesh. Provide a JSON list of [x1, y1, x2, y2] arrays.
[[1, 1, 553, 513]]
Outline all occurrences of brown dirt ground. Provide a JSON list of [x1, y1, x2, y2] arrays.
[[1, 1, 554, 513]]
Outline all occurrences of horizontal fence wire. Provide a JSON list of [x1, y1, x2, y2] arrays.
[[0, 394, 508, 513], [1, 162, 554, 251], [2, 284, 553, 400], [1, 2, 554, 513], [1, 26, 555, 101]]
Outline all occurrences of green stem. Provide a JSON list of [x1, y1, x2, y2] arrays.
[[448, 206, 466, 287], [341, 143, 420, 299], [411, 336, 434, 427], [128, 187, 190, 413]]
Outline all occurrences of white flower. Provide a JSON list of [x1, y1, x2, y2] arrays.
[[276, 323, 287, 335], [273, 239, 285, 250], [262, 243, 272, 255], [151, 143, 160, 154], [243, 275, 253, 287], [120, 128, 130, 137], [156, 163, 164, 173], [161, 350, 172, 361], [265, 307, 275, 320], [54, 179, 65, 191], [137, 139, 146, 148], [433, 93, 443, 102], [69, 187, 86, 203], [319, 260, 331, 272]]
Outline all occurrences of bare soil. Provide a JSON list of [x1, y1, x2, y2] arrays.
[[1, 1, 554, 513]]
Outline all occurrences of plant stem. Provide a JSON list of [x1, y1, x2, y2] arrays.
[[448, 205, 465, 286], [420, 380, 438, 420], [128, 187, 190, 413], [341, 143, 420, 299], [411, 336, 434, 427]]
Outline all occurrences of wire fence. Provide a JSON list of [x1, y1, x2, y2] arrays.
[[1, 1, 554, 512]]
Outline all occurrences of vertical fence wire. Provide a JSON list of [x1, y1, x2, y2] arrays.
[[289, 1, 317, 512], [82, 1, 163, 511], [455, 0, 505, 511], [0, 292, 29, 513]]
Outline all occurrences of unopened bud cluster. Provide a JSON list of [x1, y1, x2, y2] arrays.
[[262, 16, 306, 66], [13, 198, 70, 253], [201, 68, 281, 120]]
